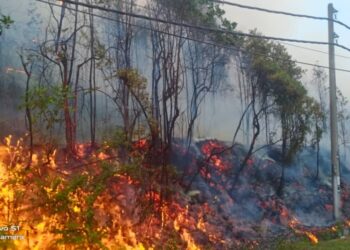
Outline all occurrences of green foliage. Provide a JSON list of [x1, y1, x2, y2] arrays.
[[277, 237, 350, 250], [103, 127, 132, 151], [156, 0, 240, 46], [337, 88, 350, 149], [117, 68, 155, 136], [316, 229, 340, 241], [158, 229, 183, 250], [309, 99, 325, 149], [117, 160, 143, 180], [1, 141, 115, 249], [244, 34, 320, 162], [0, 13, 14, 36], [43, 163, 116, 249], [0, 136, 121, 249], [117, 69, 149, 110], [21, 84, 72, 130]]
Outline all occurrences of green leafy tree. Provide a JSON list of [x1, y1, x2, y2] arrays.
[[337, 88, 350, 163], [309, 99, 325, 180], [243, 34, 318, 196], [0, 13, 13, 36], [22, 84, 71, 149]]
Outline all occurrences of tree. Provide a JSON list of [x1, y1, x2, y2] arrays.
[[37, 1, 81, 154], [99, 0, 137, 151], [32, 1, 101, 155], [311, 66, 328, 130], [309, 100, 325, 180], [19, 54, 34, 168], [0, 13, 13, 36], [337, 88, 350, 163], [241, 35, 318, 196]]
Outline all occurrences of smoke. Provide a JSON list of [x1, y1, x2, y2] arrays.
[[174, 138, 349, 232]]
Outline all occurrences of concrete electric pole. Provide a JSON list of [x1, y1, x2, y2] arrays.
[[328, 3, 341, 221]]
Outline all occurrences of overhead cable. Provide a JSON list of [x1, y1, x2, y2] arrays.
[[36, 0, 350, 53], [36, 0, 350, 74], [280, 42, 350, 59], [213, 0, 350, 31]]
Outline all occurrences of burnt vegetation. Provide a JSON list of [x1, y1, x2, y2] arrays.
[[1, 0, 350, 249]]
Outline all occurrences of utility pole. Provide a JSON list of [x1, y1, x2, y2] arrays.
[[328, 3, 341, 221]]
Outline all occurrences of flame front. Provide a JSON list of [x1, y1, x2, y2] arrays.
[[305, 232, 318, 244], [0, 136, 208, 249]]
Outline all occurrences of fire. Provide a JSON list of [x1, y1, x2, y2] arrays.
[[305, 231, 318, 244], [288, 217, 318, 245], [280, 204, 319, 245], [345, 219, 350, 227], [111, 228, 149, 250], [0, 134, 328, 249], [200, 140, 229, 172], [75, 142, 91, 158], [0, 136, 146, 249], [196, 217, 206, 232], [181, 229, 201, 250], [0, 135, 210, 249], [172, 205, 201, 250], [133, 138, 149, 151], [145, 191, 161, 203], [288, 217, 299, 229]]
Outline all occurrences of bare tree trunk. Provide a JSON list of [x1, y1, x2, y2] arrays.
[[234, 85, 261, 185], [89, 6, 96, 146], [316, 126, 320, 180], [61, 45, 75, 154], [277, 117, 288, 197], [20, 55, 34, 168]]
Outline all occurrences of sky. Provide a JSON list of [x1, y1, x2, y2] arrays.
[[222, 0, 350, 99]]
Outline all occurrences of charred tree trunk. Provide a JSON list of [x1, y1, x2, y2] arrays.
[[315, 124, 320, 180], [89, 8, 96, 146], [234, 85, 261, 185], [20, 55, 33, 168], [277, 117, 288, 197], [62, 1, 78, 155], [61, 45, 75, 155]]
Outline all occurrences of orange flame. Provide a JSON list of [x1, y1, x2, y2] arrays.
[[201, 141, 229, 171], [305, 232, 318, 244], [133, 139, 149, 151], [345, 220, 350, 227]]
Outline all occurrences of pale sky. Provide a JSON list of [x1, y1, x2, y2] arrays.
[[223, 0, 350, 99]]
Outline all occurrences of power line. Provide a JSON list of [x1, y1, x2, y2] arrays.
[[36, 0, 350, 53], [281, 42, 350, 60], [213, 0, 350, 31], [102, 0, 150, 12], [49, 0, 350, 60], [36, 0, 350, 74]]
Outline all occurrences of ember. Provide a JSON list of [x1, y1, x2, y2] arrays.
[[200, 140, 230, 172], [305, 231, 318, 244], [133, 139, 149, 150]]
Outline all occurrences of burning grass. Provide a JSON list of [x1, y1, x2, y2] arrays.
[[0, 136, 235, 249], [1, 136, 350, 249]]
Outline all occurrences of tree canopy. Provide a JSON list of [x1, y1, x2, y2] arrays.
[[0, 13, 13, 36]]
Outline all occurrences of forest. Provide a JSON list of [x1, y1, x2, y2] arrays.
[[1, 0, 350, 249]]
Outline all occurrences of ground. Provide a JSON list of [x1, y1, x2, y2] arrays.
[[278, 237, 350, 250]]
